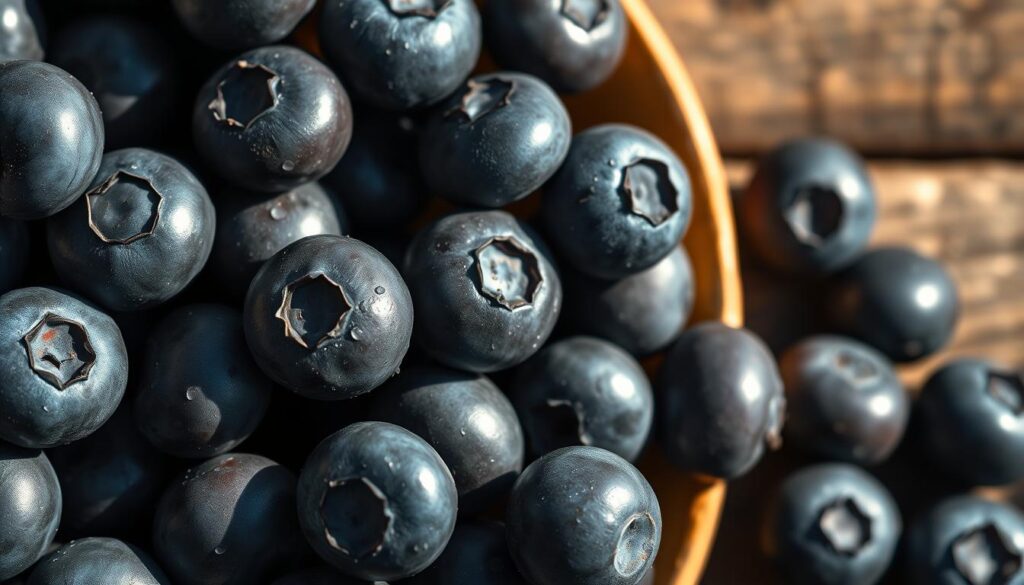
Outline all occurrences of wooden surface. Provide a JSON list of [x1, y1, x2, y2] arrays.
[[647, 0, 1024, 155], [700, 158, 1024, 584]]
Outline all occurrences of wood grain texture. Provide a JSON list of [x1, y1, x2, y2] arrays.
[[648, 0, 1024, 155]]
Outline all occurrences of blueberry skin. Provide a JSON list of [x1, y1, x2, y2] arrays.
[[47, 148, 216, 312], [321, 109, 426, 229], [297, 422, 458, 581], [419, 72, 571, 207], [826, 247, 959, 362], [560, 246, 694, 356], [48, 17, 176, 150], [740, 138, 876, 275], [404, 210, 563, 372], [541, 124, 693, 279], [766, 463, 900, 585], [483, 0, 627, 93], [0, 61, 103, 220], [134, 304, 272, 458], [245, 235, 413, 400], [656, 322, 785, 479], [0, 442, 60, 581], [319, 0, 481, 111], [27, 538, 170, 585], [153, 453, 308, 585], [0, 217, 28, 293], [916, 359, 1024, 486], [511, 336, 653, 462], [272, 567, 385, 585], [0, 0, 44, 62], [905, 496, 1024, 585], [780, 335, 908, 465], [0, 287, 128, 448], [193, 46, 353, 193], [212, 183, 347, 300], [47, 406, 169, 540], [404, 521, 527, 585], [171, 0, 316, 51], [506, 446, 662, 585], [369, 367, 524, 515]]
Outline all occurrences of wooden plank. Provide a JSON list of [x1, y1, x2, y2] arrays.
[[649, 0, 1024, 155]]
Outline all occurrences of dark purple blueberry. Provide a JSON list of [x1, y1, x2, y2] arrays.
[[405, 521, 527, 585], [171, 0, 316, 51], [506, 446, 661, 585], [0, 0, 44, 62], [27, 538, 170, 585], [319, 0, 481, 111], [152, 453, 308, 585], [780, 335, 908, 465], [193, 46, 353, 193], [766, 463, 900, 585], [419, 72, 571, 208], [243, 235, 413, 400], [511, 336, 652, 462], [917, 359, 1024, 486], [0, 287, 127, 448], [297, 422, 458, 581], [740, 138, 876, 275], [905, 496, 1024, 585], [47, 148, 216, 312], [0, 442, 60, 581], [404, 210, 562, 372], [541, 124, 692, 279], [826, 247, 959, 362], [369, 367, 524, 515], [656, 322, 785, 479], [560, 246, 694, 356], [483, 0, 627, 93], [0, 217, 28, 293], [0, 61, 103, 220]]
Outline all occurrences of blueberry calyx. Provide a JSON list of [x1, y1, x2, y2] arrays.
[[621, 158, 679, 227], [472, 235, 542, 311], [22, 313, 97, 390], [274, 272, 353, 350], [86, 171, 164, 245], [987, 370, 1024, 416], [208, 60, 281, 129], [614, 512, 657, 578], [951, 522, 1023, 585], [816, 497, 872, 557], [783, 184, 844, 249], [448, 78, 515, 124], [835, 350, 880, 387], [320, 477, 393, 559], [385, 0, 451, 18], [560, 0, 611, 32], [538, 398, 592, 447]]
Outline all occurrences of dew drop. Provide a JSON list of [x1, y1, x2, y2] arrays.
[[349, 327, 363, 341], [281, 160, 295, 172], [374, 286, 385, 295], [269, 205, 287, 220], [607, 159, 617, 166], [185, 387, 198, 401], [213, 546, 226, 555], [41, 405, 49, 412]]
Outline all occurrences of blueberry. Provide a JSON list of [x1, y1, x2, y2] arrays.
[[368, 366, 524, 515], [47, 148, 216, 312], [0, 61, 103, 220], [765, 463, 900, 585], [319, 0, 481, 111], [47, 406, 169, 540], [419, 72, 571, 207], [272, 567, 385, 585], [739, 138, 876, 274], [170, 0, 316, 51], [0, 442, 60, 581], [905, 496, 1024, 585], [506, 446, 661, 585], [0, 287, 127, 448], [212, 182, 347, 299], [780, 335, 908, 465], [134, 304, 272, 458], [153, 453, 308, 585], [916, 359, 1024, 486], [560, 246, 694, 355], [27, 538, 170, 585], [244, 235, 413, 400], [826, 247, 959, 362], [511, 336, 652, 462], [0, 0, 44, 62], [656, 322, 785, 479], [193, 46, 353, 193], [405, 520, 527, 585], [48, 16, 177, 150], [297, 422, 458, 581], [404, 210, 562, 372], [483, 0, 627, 93], [0, 217, 28, 293], [541, 124, 693, 279], [321, 109, 426, 229]]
